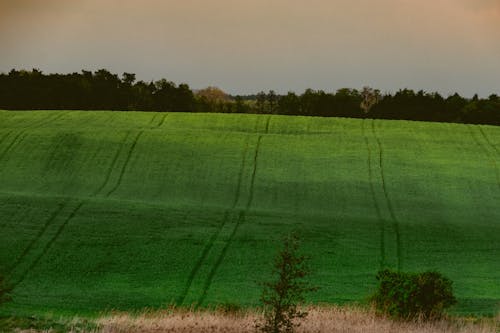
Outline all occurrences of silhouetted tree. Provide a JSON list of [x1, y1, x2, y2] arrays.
[[256, 91, 267, 114], [267, 90, 278, 114], [277, 92, 301, 115]]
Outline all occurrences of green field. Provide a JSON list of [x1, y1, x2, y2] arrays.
[[0, 110, 499, 317]]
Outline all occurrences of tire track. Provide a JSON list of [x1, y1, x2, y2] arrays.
[[21, 111, 67, 132], [361, 119, 386, 269], [0, 131, 12, 146], [106, 131, 144, 197], [30, 111, 67, 128], [0, 131, 27, 162], [264, 115, 272, 134], [5, 202, 67, 276], [93, 131, 131, 196], [246, 135, 262, 210], [11, 201, 85, 288], [0, 112, 67, 163], [371, 120, 401, 271], [196, 135, 263, 308], [176, 211, 229, 307], [231, 136, 250, 209], [177, 135, 251, 307], [6, 122, 131, 285], [2, 113, 78, 277], [467, 125, 500, 188], [478, 126, 500, 155], [157, 114, 168, 128], [196, 211, 244, 308], [148, 113, 159, 126]]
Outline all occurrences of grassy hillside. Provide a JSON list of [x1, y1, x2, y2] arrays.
[[0, 110, 498, 316]]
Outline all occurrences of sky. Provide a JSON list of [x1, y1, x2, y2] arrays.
[[1, 0, 499, 96]]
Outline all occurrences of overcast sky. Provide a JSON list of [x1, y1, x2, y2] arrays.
[[1, 0, 499, 96]]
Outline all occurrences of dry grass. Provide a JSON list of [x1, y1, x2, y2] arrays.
[[80, 306, 499, 333]]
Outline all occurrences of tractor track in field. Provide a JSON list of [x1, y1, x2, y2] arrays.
[[0, 131, 27, 162], [264, 115, 272, 134], [246, 135, 262, 210], [4, 112, 156, 289], [196, 134, 263, 308], [106, 131, 144, 197], [7, 126, 140, 287], [232, 136, 251, 208], [5, 202, 68, 276], [0, 131, 14, 163], [361, 119, 386, 269], [19, 111, 68, 136], [22, 111, 67, 130], [478, 126, 500, 156], [11, 201, 85, 288], [183, 119, 266, 308], [0, 131, 12, 146], [157, 113, 168, 128], [467, 125, 500, 188], [148, 112, 168, 128], [0, 112, 67, 163], [177, 135, 252, 307], [93, 131, 131, 196], [1, 112, 85, 283], [196, 211, 245, 308], [176, 211, 229, 306], [149, 113, 159, 126], [371, 120, 401, 271]]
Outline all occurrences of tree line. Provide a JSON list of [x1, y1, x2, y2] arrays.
[[1, 69, 499, 126]]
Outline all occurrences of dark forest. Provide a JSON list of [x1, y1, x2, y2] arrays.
[[1, 69, 499, 126]]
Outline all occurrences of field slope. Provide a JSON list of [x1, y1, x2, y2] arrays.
[[0, 110, 499, 316]]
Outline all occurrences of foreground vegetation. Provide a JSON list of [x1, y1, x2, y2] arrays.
[[0, 111, 499, 318], [1, 307, 498, 333]]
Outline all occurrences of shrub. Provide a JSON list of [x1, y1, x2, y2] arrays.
[[256, 233, 317, 333], [371, 269, 457, 320]]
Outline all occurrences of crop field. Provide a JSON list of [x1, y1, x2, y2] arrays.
[[0, 110, 499, 317]]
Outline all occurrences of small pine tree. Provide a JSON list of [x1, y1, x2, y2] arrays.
[[256, 233, 317, 333]]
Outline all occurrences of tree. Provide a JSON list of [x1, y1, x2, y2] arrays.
[[195, 86, 230, 104], [256, 233, 317, 333], [234, 95, 250, 113], [277, 92, 300, 115], [121, 72, 136, 86], [360, 86, 381, 113], [195, 86, 230, 113], [173, 83, 195, 112], [267, 90, 278, 114], [256, 91, 268, 114]]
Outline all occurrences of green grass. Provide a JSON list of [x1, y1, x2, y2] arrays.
[[0, 110, 499, 317]]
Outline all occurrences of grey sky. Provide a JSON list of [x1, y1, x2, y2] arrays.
[[1, 0, 499, 96]]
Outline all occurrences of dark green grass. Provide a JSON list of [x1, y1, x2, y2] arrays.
[[0, 110, 499, 317]]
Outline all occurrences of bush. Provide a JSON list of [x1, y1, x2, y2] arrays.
[[256, 233, 317, 333], [371, 269, 457, 320]]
